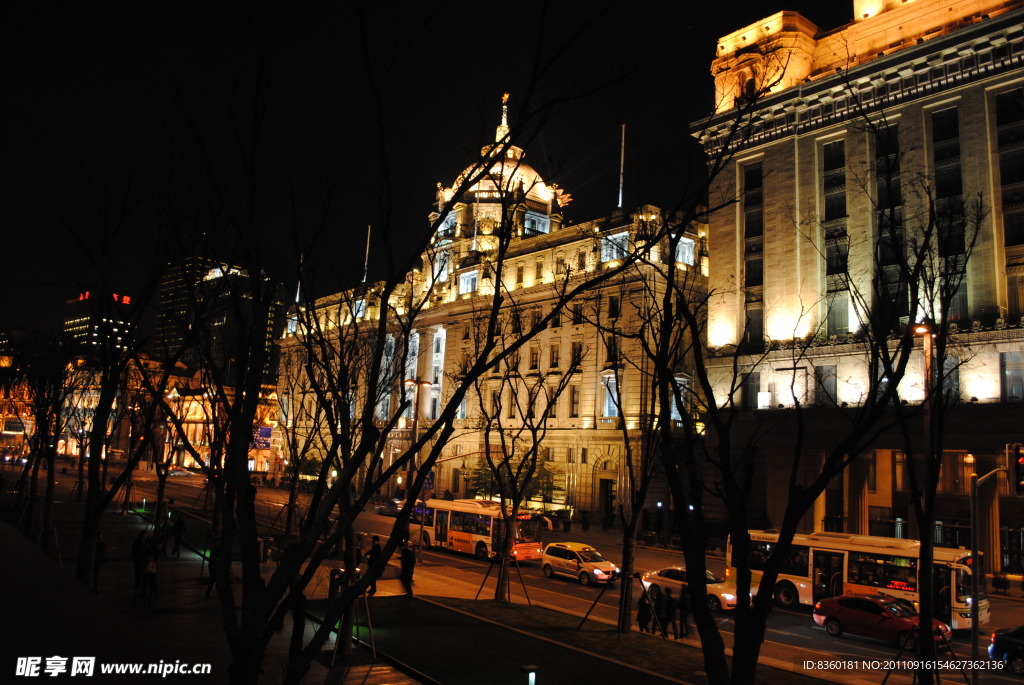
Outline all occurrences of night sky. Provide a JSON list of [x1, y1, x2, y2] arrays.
[[0, 1, 851, 334]]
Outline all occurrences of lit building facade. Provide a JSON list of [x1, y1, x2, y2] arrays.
[[280, 100, 706, 525], [700, 0, 1024, 570]]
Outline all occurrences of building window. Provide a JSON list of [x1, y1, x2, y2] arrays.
[[550, 344, 560, 368], [743, 306, 764, 353], [529, 347, 539, 370], [573, 304, 584, 324], [459, 270, 479, 294], [431, 250, 450, 281], [580, 447, 588, 464], [516, 264, 524, 284], [996, 89, 1024, 247], [742, 163, 764, 239], [825, 239, 848, 275], [567, 448, 574, 463], [675, 236, 695, 265], [1001, 351, 1023, 401], [1008, 274, 1024, 320], [569, 386, 580, 417], [577, 251, 587, 271], [556, 256, 567, 275], [603, 376, 620, 417], [741, 372, 760, 410], [823, 140, 846, 222], [608, 296, 620, 318], [894, 451, 909, 492], [456, 396, 467, 419], [744, 258, 763, 288], [866, 452, 877, 493], [548, 394, 557, 418], [352, 298, 367, 319], [507, 391, 516, 418], [826, 292, 849, 337], [571, 341, 583, 368], [543, 447, 553, 461], [601, 231, 630, 262], [551, 308, 561, 328], [815, 364, 837, 405], [524, 212, 550, 236], [535, 260, 544, 281], [605, 338, 619, 364]]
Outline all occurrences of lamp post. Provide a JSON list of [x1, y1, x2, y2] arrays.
[[405, 377, 432, 561], [969, 461, 1006, 685]]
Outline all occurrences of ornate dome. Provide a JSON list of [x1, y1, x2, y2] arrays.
[[438, 95, 565, 209]]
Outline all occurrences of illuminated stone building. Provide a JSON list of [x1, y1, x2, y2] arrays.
[[280, 99, 706, 525], [700, 0, 1024, 570]]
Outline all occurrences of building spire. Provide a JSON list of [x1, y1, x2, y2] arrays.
[[495, 92, 510, 143]]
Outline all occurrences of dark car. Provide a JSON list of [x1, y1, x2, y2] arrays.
[[813, 594, 952, 650], [989, 625, 1024, 676], [374, 499, 403, 516]]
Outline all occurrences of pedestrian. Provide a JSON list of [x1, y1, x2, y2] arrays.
[[654, 589, 668, 637], [365, 535, 382, 595], [206, 536, 221, 599], [399, 539, 416, 597], [637, 592, 653, 633], [141, 551, 159, 605], [131, 531, 148, 591], [93, 532, 107, 594], [172, 515, 186, 557], [663, 587, 680, 639], [158, 520, 172, 557], [678, 586, 691, 637]]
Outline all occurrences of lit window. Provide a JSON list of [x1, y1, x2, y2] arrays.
[[432, 251, 449, 281], [601, 231, 629, 262], [675, 237, 695, 265], [603, 376, 619, 417], [524, 212, 550, 236], [352, 299, 366, 319], [459, 270, 479, 294]]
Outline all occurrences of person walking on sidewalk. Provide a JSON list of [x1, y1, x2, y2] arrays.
[[637, 592, 653, 633], [171, 515, 186, 557], [131, 531, 148, 591], [678, 586, 691, 637], [662, 588, 680, 640], [399, 539, 415, 597], [141, 552, 159, 605], [365, 535, 382, 595]]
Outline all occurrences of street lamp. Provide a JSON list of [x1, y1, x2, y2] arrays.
[[969, 450, 1011, 685], [404, 377, 432, 561]]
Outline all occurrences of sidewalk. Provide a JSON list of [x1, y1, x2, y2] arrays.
[[0, 498, 412, 684]]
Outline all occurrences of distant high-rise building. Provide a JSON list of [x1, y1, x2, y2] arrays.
[[62, 290, 132, 352], [154, 257, 285, 382]]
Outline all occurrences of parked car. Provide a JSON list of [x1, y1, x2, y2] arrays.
[[541, 542, 618, 586], [167, 466, 195, 477], [813, 594, 952, 650], [640, 566, 739, 612], [375, 499, 403, 516], [989, 625, 1024, 676]]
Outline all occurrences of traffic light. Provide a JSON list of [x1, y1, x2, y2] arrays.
[[1015, 444, 1024, 497]]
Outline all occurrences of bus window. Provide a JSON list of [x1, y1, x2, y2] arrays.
[[849, 552, 916, 592]]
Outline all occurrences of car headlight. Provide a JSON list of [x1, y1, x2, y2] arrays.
[[722, 593, 735, 601]]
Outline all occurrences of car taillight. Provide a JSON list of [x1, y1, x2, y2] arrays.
[[814, 602, 821, 611], [991, 633, 997, 644]]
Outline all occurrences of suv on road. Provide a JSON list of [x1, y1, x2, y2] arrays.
[[541, 542, 618, 586]]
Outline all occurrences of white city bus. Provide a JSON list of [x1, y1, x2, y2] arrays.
[[726, 530, 989, 630], [415, 499, 543, 561]]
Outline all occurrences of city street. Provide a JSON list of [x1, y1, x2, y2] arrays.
[[114, 466, 1024, 683]]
